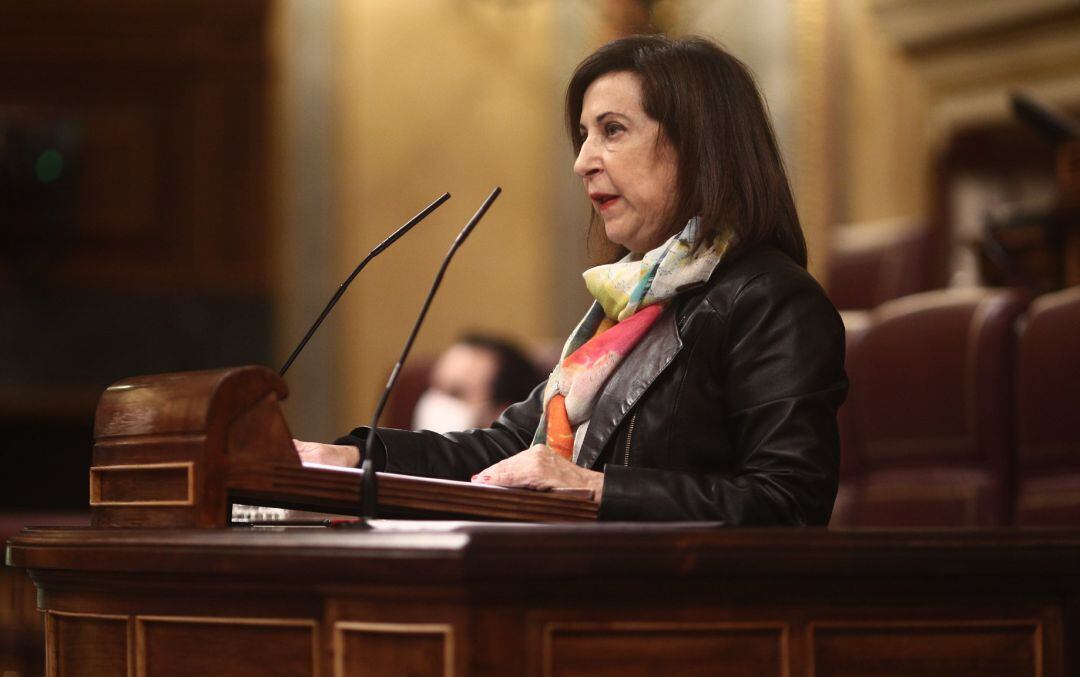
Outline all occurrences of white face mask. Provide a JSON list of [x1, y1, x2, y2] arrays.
[[412, 389, 479, 433]]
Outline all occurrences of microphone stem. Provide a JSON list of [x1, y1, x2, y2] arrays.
[[360, 187, 502, 517], [278, 191, 451, 377]]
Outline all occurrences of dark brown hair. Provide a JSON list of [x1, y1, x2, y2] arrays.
[[566, 35, 807, 267], [458, 333, 544, 406]]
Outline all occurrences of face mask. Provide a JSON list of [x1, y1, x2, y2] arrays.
[[412, 389, 479, 433]]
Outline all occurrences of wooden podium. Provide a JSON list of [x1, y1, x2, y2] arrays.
[[7, 367, 1080, 676], [8, 525, 1080, 676], [88, 366, 596, 526]]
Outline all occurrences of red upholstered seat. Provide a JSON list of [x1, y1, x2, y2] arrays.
[[829, 310, 871, 527], [381, 356, 436, 430], [849, 288, 1028, 527], [826, 218, 935, 311], [1014, 286, 1080, 525]]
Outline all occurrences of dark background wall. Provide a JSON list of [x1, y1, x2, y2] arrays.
[[0, 1, 274, 509]]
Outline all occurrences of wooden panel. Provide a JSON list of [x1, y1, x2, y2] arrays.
[[0, 564, 38, 628], [543, 622, 788, 677], [810, 620, 1042, 677], [334, 622, 453, 677], [48, 611, 129, 677], [136, 616, 317, 677], [1, 565, 44, 677], [0, 1, 270, 294], [90, 463, 193, 506]]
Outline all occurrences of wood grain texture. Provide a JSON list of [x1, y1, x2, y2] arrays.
[[90, 463, 193, 506], [136, 616, 317, 677], [543, 622, 787, 677], [93, 367, 286, 440], [334, 622, 453, 677], [10, 526, 1080, 581], [48, 611, 129, 677], [0, 563, 44, 674], [810, 620, 1042, 677]]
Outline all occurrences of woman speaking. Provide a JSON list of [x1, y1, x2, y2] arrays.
[[295, 35, 847, 524]]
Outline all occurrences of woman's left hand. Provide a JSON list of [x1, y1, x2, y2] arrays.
[[472, 444, 605, 503]]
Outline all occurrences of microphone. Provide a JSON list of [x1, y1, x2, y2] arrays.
[[358, 186, 502, 519], [278, 192, 451, 376], [1012, 91, 1080, 143]]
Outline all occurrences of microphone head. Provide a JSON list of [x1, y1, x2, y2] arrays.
[[1012, 91, 1080, 143], [278, 191, 452, 377], [454, 186, 501, 244]]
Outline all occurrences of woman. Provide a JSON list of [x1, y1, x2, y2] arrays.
[[295, 35, 847, 523]]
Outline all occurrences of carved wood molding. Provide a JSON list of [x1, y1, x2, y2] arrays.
[[871, 0, 1080, 53], [867, 0, 1080, 160]]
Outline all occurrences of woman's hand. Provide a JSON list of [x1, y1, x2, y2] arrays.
[[472, 444, 605, 503], [293, 439, 360, 468]]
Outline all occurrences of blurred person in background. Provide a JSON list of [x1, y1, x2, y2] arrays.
[[412, 334, 546, 433]]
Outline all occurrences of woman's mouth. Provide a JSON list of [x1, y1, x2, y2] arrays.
[[590, 193, 620, 211]]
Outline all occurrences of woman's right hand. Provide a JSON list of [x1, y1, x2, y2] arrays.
[[293, 439, 361, 468]]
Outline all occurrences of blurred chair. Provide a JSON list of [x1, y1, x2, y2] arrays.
[[829, 310, 871, 527], [382, 356, 437, 430], [827, 217, 935, 311], [848, 288, 1028, 526], [1013, 286, 1080, 525]]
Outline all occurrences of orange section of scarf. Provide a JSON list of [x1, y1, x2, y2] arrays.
[[545, 394, 574, 459], [544, 307, 663, 459]]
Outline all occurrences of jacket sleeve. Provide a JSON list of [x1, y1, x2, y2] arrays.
[[335, 380, 547, 481], [597, 270, 847, 524]]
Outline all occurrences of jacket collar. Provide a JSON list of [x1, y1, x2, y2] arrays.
[[575, 305, 684, 470]]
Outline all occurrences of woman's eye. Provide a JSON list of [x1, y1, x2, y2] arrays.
[[604, 122, 625, 137]]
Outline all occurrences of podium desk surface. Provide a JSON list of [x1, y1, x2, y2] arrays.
[[9, 523, 1080, 580]]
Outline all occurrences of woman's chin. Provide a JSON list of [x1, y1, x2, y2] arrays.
[[602, 224, 634, 251], [606, 233, 650, 255]]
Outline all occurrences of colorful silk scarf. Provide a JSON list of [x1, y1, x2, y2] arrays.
[[533, 218, 730, 462]]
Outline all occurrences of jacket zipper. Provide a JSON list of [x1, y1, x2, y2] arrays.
[[622, 412, 638, 466]]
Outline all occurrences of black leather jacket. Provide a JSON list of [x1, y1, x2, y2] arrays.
[[341, 246, 847, 523]]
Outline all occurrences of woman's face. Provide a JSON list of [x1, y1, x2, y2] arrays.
[[574, 71, 679, 254]]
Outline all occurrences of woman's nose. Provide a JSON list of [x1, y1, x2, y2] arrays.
[[573, 138, 601, 177]]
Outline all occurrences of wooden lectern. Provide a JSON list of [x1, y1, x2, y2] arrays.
[[88, 366, 596, 527], [7, 367, 1080, 676]]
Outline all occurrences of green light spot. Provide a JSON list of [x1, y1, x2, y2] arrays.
[[35, 149, 63, 183]]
